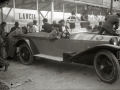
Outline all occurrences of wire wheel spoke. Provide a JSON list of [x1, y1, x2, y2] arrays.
[[20, 47, 30, 62], [96, 54, 114, 80]]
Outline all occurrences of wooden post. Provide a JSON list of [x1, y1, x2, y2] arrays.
[[51, 0, 54, 23], [1, 7, 3, 22], [63, 3, 65, 20], [110, 0, 113, 14], [76, 5, 77, 15], [36, 0, 40, 31], [13, 0, 15, 21]]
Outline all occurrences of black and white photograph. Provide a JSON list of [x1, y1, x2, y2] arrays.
[[0, 0, 120, 90]]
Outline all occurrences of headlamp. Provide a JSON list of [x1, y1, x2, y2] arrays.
[[109, 37, 119, 46]]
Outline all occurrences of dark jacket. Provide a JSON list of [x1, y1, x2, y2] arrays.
[[42, 23, 51, 33], [102, 14, 119, 33], [10, 27, 20, 33]]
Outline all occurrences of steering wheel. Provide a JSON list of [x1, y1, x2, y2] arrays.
[[61, 30, 70, 39]]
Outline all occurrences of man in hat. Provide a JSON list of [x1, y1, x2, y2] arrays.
[[42, 18, 51, 33], [98, 12, 120, 35], [6, 27, 28, 60], [59, 19, 70, 39], [10, 22, 20, 33], [48, 24, 61, 40]]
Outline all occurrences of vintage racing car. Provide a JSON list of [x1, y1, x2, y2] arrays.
[[15, 32, 120, 84]]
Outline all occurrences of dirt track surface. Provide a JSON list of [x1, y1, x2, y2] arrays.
[[0, 59, 120, 90]]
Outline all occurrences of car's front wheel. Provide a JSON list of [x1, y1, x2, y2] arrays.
[[94, 50, 120, 84], [19, 43, 34, 65]]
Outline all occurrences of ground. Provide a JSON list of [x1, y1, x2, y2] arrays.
[[0, 59, 120, 90]]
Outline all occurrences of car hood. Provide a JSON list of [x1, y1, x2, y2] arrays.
[[70, 32, 119, 42]]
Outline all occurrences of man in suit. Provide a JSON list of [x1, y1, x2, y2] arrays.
[[98, 12, 120, 35], [42, 18, 51, 33], [59, 19, 70, 39], [10, 22, 20, 33], [48, 24, 61, 40]]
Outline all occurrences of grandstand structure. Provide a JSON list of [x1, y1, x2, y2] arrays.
[[0, 0, 120, 31]]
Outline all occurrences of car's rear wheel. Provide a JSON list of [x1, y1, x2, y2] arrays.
[[19, 43, 33, 65], [94, 50, 120, 84]]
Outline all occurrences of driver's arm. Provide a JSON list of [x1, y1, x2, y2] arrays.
[[48, 31, 59, 40]]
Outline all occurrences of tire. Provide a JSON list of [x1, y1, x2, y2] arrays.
[[94, 50, 120, 84], [19, 43, 34, 65]]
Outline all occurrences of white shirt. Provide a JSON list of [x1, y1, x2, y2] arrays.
[[62, 26, 66, 32], [33, 25, 39, 32]]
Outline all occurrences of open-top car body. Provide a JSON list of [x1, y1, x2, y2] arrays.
[[15, 32, 120, 84]]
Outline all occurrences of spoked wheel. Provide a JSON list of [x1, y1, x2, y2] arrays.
[[19, 43, 34, 65], [94, 50, 120, 84]]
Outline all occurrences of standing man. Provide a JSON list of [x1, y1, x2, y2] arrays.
[[68, 12, 76, 32], [0, 22, 7, 40], [80, 13, 89, 28], [42, 18, 51, 33], [10, 22, 20, 33], [98, 12, 120, 35]]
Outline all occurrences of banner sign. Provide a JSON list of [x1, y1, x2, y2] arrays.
[[15, 9, 38, 22], [18, 13, 36, 20]]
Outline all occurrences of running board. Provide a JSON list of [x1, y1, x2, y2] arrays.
[[34, 54, 63, 61]]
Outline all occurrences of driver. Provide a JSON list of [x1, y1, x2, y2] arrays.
[[48, 24, 61, 40], [98, 12, 120, 35]]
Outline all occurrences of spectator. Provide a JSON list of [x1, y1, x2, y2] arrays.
[[80, 13, 89, 28], [42, 18, 51, 33], [10, 22, 20, 33], [81, 13, 88, 21], [58, 20, 62, 26], [27, 22, 36, 33], [33, 20, 39, 32], [53, 20, 57, 25], [0, 22, 7, 40], [59, 19, 70, 38], [59, 19, 69, 32], [6, 27, 28, 60], [0, 36, 9, 71], [68, 11, 76, 32]]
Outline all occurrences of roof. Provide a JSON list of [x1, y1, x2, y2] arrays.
[[0, 0, 118, 15]]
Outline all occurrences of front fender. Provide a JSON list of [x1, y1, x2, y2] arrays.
[[15, 38, 39, 55], [67, 44, 120, 63], [76, 44, 120, 57]]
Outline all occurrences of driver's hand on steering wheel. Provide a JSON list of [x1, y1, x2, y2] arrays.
[[62, 33, 66, 37]]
